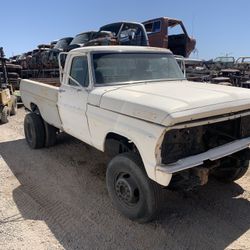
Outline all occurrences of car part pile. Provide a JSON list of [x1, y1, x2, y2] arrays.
[[176, 56, 250, 88], [10, 17, 195, 79], [2, 55, 22, 91]]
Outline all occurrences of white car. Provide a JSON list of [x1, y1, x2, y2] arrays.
[[21, 46, 250, 222]]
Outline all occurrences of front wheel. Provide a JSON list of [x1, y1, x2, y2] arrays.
[[106, 153, 164, 223], [212, 159, 249, 182]]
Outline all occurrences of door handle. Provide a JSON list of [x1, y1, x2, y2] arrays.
[[59, 89, 66, 93]]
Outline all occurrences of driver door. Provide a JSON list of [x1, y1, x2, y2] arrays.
[[58, 55, 92, 144]]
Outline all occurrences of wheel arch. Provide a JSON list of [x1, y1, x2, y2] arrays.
[[30, 102, 40, 114], [29, 102, 61, 129], [101, 128, 172, 187], [104, 132, 141, 159]]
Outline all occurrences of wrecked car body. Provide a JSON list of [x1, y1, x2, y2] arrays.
[[41, 37, 73, 68], [143, 17, 196, 57], [66, 31, 98, 51], [92, 22, 149, 46]]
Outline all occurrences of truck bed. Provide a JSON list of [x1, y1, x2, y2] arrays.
[[20, 79, 62, 129], [30, 77, 61, 87]]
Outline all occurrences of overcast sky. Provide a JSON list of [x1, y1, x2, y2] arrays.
[[1, 0, 249, 59]]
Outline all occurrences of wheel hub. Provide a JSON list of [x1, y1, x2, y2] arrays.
[[115, 175, 139, 204]]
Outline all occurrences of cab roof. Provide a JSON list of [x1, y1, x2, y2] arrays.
[[69, 45, 172, 54]]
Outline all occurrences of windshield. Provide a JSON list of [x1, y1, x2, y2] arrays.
[[214, 57, 235, 63], [70, 33, 90, 45], [54, 38, 72, 49], [93, 52, 184, 85], [99, 23, 122, 36]]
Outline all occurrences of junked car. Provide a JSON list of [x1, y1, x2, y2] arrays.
[[66, 31, 98, 51], [41, 37, 73, 68], [95, 22, 149, 46], [143, 17, 196, 57]]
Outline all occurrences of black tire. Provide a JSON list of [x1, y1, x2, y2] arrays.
[[1, 106, 9, 124], [24, 113, 45, 149], [44, 121, 57, 147], [10, 96, 17, 116], [212, 159, 249, 182], [106, 152, 163, 223], [7, 72, 19, 79], [6, 64, 22, 73]]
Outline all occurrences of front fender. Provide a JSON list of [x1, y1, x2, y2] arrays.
[[87, 105, 172, 186]]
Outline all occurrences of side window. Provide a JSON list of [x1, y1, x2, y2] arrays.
[[152, 21, 161, 32], [168, 24, 184, 36], [68, 56, 89, 87], [144, 21, 161, 33], [144, 22, 153, 33]]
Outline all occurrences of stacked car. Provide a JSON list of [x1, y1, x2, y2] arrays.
[[1, 58, 22, 91], [177, 56, 250, 88], [10, 17, 196, 79]]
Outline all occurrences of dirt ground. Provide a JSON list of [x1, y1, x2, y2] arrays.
[[0, 107, 250, 250]]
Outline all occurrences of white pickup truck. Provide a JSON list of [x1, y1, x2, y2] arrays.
[[21, 46, 250, 222]]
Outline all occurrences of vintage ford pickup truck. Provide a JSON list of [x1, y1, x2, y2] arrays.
[[20, 46, 250, 222]]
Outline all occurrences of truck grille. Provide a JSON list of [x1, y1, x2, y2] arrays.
[[161, 115, 250, 165]]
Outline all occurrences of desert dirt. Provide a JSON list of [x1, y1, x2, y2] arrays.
[[0, 107, 250, 250]]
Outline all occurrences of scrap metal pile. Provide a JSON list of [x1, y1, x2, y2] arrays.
[[7, 16, 250, 89], [9, 17, 196, 80], [177, 56, 250, 88], [0, 54, 21, 91]]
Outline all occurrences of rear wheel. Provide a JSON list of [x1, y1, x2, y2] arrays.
[[212, 158, 249, 182], [44, 121, 57, 147], [1, 106, 9, 124], [106, 152, 164, 223], [24, 113, 45, 149]]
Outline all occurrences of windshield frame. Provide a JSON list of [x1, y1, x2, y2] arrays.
[[90, 51, 186, 87]]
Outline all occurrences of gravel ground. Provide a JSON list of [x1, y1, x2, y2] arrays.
[[0, 107, 250, 250]]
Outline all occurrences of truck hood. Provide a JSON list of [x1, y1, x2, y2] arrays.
[[89, 80, 250, 126]]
